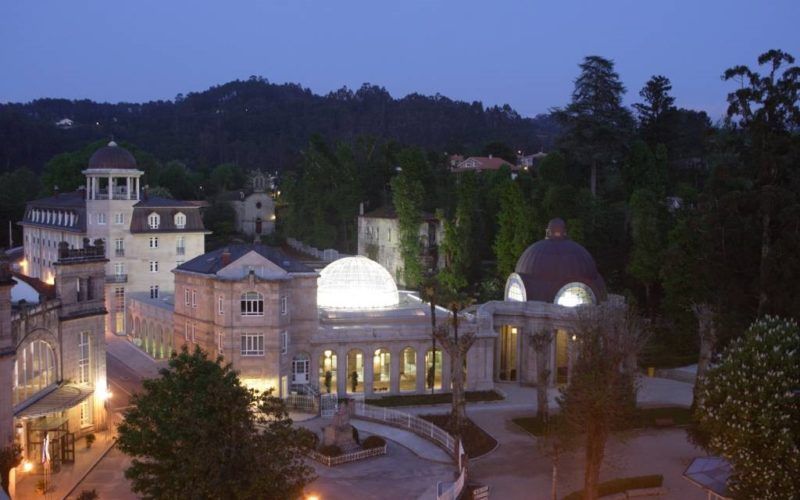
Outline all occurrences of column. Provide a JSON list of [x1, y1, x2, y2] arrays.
[[364, 347, 374, 397], [390, 348, 401, 394], [336, 347, 347, 396], [416, 344, 426, 393], [126, 177, 132, 200], [108, 176, 113, 199]]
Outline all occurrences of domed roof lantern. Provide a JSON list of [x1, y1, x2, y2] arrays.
[[505, 218, 607, 305], [87, 141, 138, 170]]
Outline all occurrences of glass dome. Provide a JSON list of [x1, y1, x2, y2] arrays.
[[318, 256, 399, 309]]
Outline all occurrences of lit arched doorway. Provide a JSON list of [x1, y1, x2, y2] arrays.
[[319, 350, 337, 394]]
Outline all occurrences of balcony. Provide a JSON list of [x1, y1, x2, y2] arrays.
[[106, 274, 128, 284]]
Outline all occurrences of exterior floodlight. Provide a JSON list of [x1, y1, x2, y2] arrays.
[[317, 256, 399, 310]]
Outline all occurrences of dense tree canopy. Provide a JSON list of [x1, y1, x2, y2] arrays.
[[117, 347, 315, 500]]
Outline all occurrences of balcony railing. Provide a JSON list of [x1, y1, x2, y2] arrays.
[[106, 274, 128, 284]]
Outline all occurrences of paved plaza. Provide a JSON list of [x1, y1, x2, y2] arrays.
[[67, 336, 706, 500]]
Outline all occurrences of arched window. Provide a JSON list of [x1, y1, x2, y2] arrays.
[[400, 347, 416, 392], [347, 349, 364, 394], [240, 291, 264, 316], [147, 212, 160, 230], [319, 350, 338, 393], [372, 348, 391, 393], [425, 348, 443, 391], [505, 274, 526, 302], [555, 282, 596, 307], [174, 212, 186, 229], [13, 340, 57, 405]]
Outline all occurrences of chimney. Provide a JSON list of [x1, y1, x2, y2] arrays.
[[221, 248, 231, 267]]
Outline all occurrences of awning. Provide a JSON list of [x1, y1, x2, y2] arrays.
[[683, 456, 732, 500], [14, 384, 94, 419]]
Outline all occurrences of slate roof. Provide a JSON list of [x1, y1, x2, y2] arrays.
[[129, 197, 206, 233], [22, 191, 87, 233], [175, 244, 314, 275], [87, 142, 138, 170]]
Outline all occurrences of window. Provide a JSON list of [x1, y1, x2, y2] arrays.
[[218, 295, 224, 315], [114, 262, 125, 276], [114, 212, 124, 225], [114, 238, 124, 257], [240, 291, 263, 316], [174, 212, 186, 229], [184, 323, 190, 341], [241, 333, 264, 356], [149, 237, 159, 248], [280, 296, 288, 315], [176, 236, 185, 255], [150, 285, 159, 299], [184, 288, 190, 306], [115, 287, 125, 310], [149, 261, 159, 272], [148, 212, 160, 229], [281, 331, 288, 354], [78, 331, 91, 384], [191, 323, 196, 343], [80, 399, 92, 428], [97, 213, 106, 225], [216, 331, 224, 355], [191, 290, 197, 308]]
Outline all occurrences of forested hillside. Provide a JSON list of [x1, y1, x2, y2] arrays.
[[0, 77, 559, 172]]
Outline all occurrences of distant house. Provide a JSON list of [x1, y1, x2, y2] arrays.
[[517, 151, 547, 171], [357, 205, 443, 286], [451, 155, 520, 174], [55, 118, 74, 129], [219, 171, 276, 237]]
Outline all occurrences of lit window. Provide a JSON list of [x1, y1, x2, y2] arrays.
[[148, 213, 160, 229], [150, 285, 159, 299], [554, 282, 595, 308], [149, 261, 159, 272], [149, 237, 159, 248], [240, 291, 264, 316], [280, 296, 288, 315], [80, 399, 92, 427], [241, 333, 265, 356], [174, 212, 186, 229]]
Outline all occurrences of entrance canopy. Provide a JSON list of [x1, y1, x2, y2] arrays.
[[14, 384, 94, 419]]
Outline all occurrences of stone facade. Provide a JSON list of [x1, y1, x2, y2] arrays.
[[0, 243, 108, 493], [357, 208, 443, 287], [20, 142, 207, 336]]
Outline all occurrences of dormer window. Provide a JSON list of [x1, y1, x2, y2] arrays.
[[174, 212, 186, 229], [148, 213, 160, 230]]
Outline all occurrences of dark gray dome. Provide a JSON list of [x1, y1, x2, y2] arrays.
[[88, 141, 137, 170], [513, 218, 606, 303]]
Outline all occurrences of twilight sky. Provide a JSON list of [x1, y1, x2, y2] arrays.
[[1, 0, 798, 118]]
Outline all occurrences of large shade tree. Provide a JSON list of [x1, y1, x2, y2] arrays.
[[695, 316, 800, 499], [117, 347, 315, 500]]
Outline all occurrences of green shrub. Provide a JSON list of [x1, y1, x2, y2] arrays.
[[562, 475, 663, 500], [297, 428, 318, 450], [361, 436, 386, 449], [318, 444, 342, 457]]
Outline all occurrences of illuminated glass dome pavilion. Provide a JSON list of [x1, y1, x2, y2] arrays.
[[318, 256, 400, 310]]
